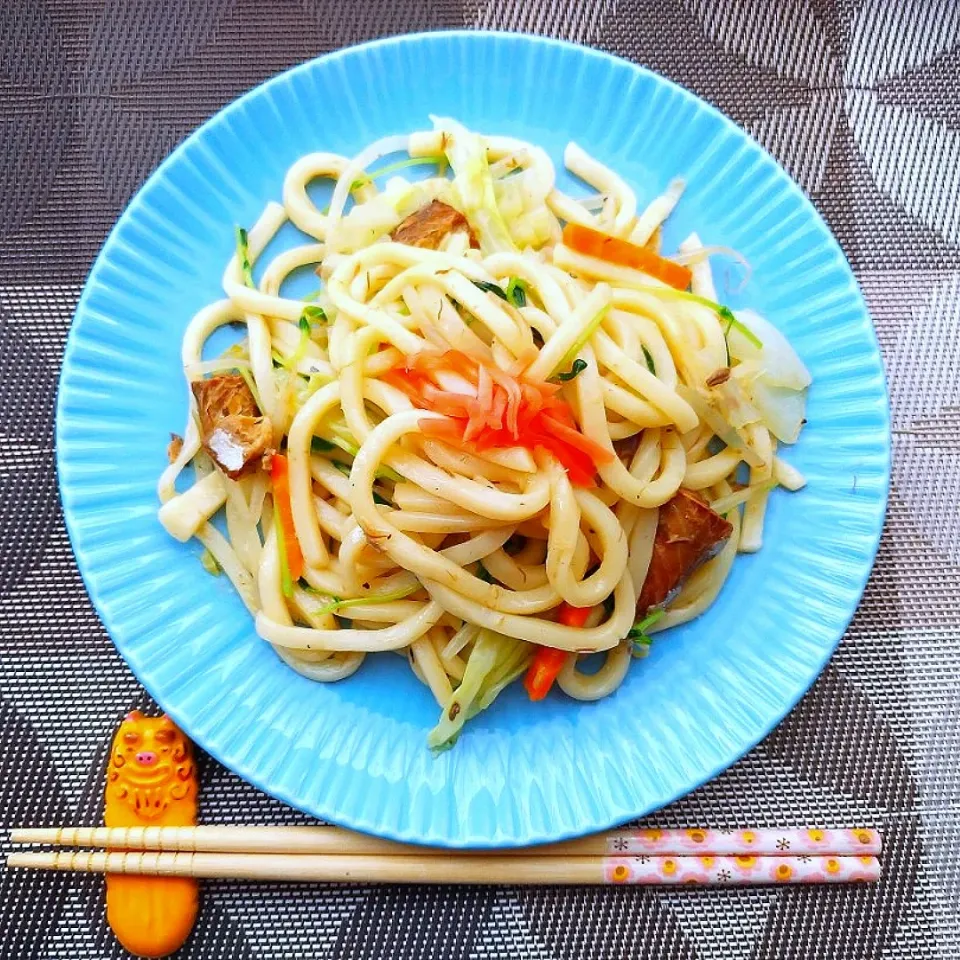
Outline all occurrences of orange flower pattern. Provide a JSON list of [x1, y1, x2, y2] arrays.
[[602, 854, 880, 885], [605, 827, 881, 856]]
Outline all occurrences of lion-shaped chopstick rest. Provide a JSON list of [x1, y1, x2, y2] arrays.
[[105, 711, 198, 957]]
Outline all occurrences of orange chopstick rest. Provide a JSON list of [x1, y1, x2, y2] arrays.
[[104, 712, 199, 957]]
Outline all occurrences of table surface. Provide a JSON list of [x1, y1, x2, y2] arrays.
[[2, 1, 959, 958]]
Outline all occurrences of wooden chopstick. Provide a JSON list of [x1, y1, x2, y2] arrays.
[[7, 826, 882, 885], [10, 825, 882, 858], [6, 849, 881, 886], [11, 825, 596, 857]]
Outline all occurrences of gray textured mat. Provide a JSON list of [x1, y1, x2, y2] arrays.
[[2, 1, 959, 957]]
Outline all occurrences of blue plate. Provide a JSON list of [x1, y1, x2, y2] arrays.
[[56, 31, 890, 847]]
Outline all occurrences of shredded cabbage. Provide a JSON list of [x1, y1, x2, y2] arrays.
[[427, 629, 530, 751], [726, 309, 809, 443], [554, 305, 610, 377], [676, 384, 765, 468], [739, 375, 807, 444], [710, 376, 762, 430], [727, 309, 811, 390], [308, 583, 421, 616], [432, 116, 516, 256], [332, 179, 416, 253]]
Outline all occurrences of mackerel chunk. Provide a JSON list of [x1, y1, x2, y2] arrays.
[[637, 489, 733, 613], [191, 374, 272, 479]]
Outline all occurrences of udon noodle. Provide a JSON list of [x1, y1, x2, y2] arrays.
[[158, 117, 811, 749]]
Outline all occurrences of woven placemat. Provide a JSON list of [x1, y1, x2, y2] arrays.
[[2, 1, 958, 957]]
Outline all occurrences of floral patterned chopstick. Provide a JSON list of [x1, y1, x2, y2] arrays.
[[599, 828, 881, 886], [603, 854, 879, 885], [601, 826, 881, 857]]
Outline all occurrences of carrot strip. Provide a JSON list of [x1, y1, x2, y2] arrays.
[[395, 348, 610, 486], [557, 602, 594, 627], [476, 362, 492, 411], [463, 405, 487, 442], [524, 646, 570, 700], [490, 388, 507, 428], [562, 222, 693, 291], [419, 418, 465, 442], [485, 364, 523, 439], [540, 401, 577, 428], [381, 370, 424, 403], [270, 454, 304, 585], [540, 412, 614, 465], [520, 383, 543, 417], [531, 432, 596, 487], [430, 393, 475, 418]]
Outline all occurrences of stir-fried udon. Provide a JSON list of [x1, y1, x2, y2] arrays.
[[158, 117, 811, 750]]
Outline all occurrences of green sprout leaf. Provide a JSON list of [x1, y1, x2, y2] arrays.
[[234, 226, 255, 288], [505, 277, 528, 307], [472, 280, 509, 301], [554, 359, 588, 382], [626, 609, 664, 658]]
